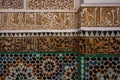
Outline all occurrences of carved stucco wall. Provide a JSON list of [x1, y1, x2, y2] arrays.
[[0, 1, 120, 80], [0, 0, 24, 9], [28, 0, 74, 10], [0, 0, 75, 10], [0, 0, 120, 54], [0, 12, 78, 30], [80, 7, 120, 27], [0, 0, 120, 30], [0, 0, 79, 30]]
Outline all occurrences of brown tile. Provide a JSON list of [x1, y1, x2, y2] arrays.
[[78, 37, 86, 53], [86, 38, 95, 53], [21, 37, 36, 51], [0, 38, 15, 51], [109, 37, 120, 53], [15, 38, 23, 51], [36, 37, 50, 52], [94, 37, 108, 53], [49, 37, 77, 52], [14, 37, 36, 52]]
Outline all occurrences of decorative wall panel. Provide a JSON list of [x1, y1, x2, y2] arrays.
[[80, 7, 120, 27], [0, 31, 120, 54], [0, 0, 24, 9], [80, 54, 120, 80], [84, 37, 119, 54], [78, 31, 120, 54], [28, 0, 74, 10], [0, 52, 78, 80], [0, 37, 78, 52], [0, 12, 78, 30]]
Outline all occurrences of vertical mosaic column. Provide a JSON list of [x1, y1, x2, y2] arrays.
[[79, 55, 85, 80]]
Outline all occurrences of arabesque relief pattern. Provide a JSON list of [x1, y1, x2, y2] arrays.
[[28, 0, 74, 10], [80, 7, 120, 27], [1, 7, 120, 30], [0, 31, 119, 52], [0, 33, 119, 54], [0, 0, 23, 9], [0, 37, 78, 52], [0, 0, 75, 10], [0, 12, 78, 30]]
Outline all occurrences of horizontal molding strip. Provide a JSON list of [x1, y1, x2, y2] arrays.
[[0, 30, 80, 33], [0, 27, 120, 33], [81, 3, 120, 6], [0, 9, 77, 12], [80, 27, 120, 31]]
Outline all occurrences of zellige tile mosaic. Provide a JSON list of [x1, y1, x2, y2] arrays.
[[80, 54, 120, 80], [0, 52, 78, 80]]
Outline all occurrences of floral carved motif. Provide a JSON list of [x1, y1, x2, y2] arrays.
[[0, 0, 23, 9], [28, 0, 74, 10]]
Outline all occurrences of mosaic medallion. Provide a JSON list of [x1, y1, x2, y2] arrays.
[[0, 52, 78, 80], [80, 54, 120, 80], [39, 56, 60, 77], [6, 63, 37, 80]]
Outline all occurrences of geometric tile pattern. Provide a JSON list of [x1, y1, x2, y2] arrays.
[[80, 54, 120, 80], [28, 0, 74, 10], [0, 12, 78, 30], [0, 0, 23, 9], [80, 7, 120, 27], [0, 52, 78, 80]]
